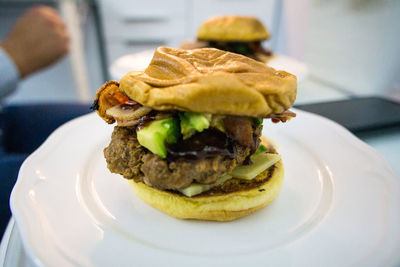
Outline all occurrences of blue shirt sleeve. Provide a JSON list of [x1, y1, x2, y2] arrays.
[[0, 47, 20, 100]]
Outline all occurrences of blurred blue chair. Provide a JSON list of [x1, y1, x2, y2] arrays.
[[0, 103, 92, 236]]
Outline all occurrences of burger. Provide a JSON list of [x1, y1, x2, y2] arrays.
[[180, 16, 274, 62], [92, 46, 297, 221]]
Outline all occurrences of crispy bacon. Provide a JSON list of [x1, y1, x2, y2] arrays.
[[113, 92, 137, 106], [223, 116, 255, 149], [270, 110, 296, 123], [93, 80, 153, 125], [92, 81, 121, 124]]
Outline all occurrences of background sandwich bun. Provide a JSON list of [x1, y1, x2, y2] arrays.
[[197, 15, 270, 42]]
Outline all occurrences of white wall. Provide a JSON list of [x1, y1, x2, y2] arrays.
[[303, 0, 400, 96], [271, 0, 400, 99], [273, 0, 310, 60], [3, 0, 399, 104], [98, 0, 279, 64]]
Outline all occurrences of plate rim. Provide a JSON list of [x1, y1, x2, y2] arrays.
[[10, 110, 400, 266]]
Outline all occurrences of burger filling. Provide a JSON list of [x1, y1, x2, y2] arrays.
[[205, 40, 272, 59], [93, 84, 294, 197], [104, 114, 262, 190]]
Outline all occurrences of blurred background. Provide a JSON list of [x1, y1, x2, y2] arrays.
[[1, 0, 400, 249], [1, 0, 399, 105]]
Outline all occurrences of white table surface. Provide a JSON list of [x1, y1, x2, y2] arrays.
[[1, 78, 399, 266]]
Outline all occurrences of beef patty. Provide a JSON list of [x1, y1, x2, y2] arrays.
[[104, 124, 261, 190]]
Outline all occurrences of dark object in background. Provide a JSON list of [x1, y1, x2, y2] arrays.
[[0, 103, 92, 238], [2, 103, 92, 153], [295, 97, 400, 133], [0, 154, 28, 239]]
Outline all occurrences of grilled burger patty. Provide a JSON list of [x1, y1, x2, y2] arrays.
[[104, 122, 262, 190]]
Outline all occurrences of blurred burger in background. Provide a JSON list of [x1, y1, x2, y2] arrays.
[[180, 15, 273, 62]]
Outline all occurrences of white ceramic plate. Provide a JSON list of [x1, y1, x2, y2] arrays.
[[109, 49, 309, 82], [11, 110, 400, 267]]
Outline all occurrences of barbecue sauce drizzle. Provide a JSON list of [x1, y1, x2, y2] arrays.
[[166, 129, 237, 161]]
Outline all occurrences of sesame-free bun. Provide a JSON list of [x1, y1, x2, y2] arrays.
[[128, 158, 284, 221], [119, 47, 296, 117], [197, 16, 270, 42]]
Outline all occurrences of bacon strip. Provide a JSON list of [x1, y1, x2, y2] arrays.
[[113, 92, 137, 106], [269, 110, 296, 123], [223, 116, 254, 149]]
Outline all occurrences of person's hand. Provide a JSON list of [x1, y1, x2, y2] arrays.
[[0, 6, 70, 78]]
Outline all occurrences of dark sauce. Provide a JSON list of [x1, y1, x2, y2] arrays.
[[241, 133, 259, 165], [252, 133, 260, 153], [167, 129, 237, 161], [136, 111, 178, 131], [121, 103, 141, 111], [136, 110, 158, 130], [242, 156, 252, 165]]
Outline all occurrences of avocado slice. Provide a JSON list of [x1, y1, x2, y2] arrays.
[[254, 144, 268, 155], [136, 117, 179, 158], [179, 112, 211, 139], [210, 115, 225, 133], [255, 118, 263, 126]]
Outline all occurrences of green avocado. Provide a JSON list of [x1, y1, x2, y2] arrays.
[[254, 144, 267, 155], [136, 117, 179, 158], [179, 112, 211, 139], [210, 115, 225, 133]]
